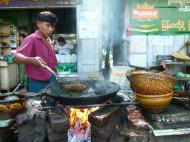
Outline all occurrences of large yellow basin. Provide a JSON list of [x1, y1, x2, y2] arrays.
[[136, 92, 173, 113]]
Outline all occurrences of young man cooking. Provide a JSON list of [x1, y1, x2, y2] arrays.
[[14, 11, 58, 93]]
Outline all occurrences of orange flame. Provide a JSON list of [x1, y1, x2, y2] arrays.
[[69, 108, 98, 129]]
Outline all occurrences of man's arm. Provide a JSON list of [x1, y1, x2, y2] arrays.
[[14, 53, 46, 67]]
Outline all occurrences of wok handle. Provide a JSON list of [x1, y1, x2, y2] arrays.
[[126, 58, 164, 70], [13, 81, 24, 93], [126, 58, 148, 70], [44, 65, 64, 82]]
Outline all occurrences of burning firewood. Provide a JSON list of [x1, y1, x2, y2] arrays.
[[67, 108, 98, 142]]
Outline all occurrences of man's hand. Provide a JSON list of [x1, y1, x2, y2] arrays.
[[32, 57, 46, 67]]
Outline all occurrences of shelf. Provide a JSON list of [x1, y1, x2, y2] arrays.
[[176, 77, 190, 81], [0, 46, 10, 48], [174, 91, 190, 96], [166, 62, 190, 66], [0, 34, 10, 37]]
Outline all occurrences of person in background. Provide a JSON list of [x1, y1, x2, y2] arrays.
[[54, 36, 73, 55], [14, 11, 58, 93], [18, 31, 28, 88], [19, 31, 28, 46]]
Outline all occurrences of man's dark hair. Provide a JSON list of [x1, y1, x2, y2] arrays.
[[37, 11, 58, 26], [58, 36, 65, 43]]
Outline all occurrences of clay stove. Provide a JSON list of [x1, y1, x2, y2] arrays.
[[15, 84, 190, 142], [47, 94, 129, 142], [126, 95, 190, 142]]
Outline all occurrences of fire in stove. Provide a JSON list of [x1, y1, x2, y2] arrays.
[[43, 81, 121, 141], [68, 108, 98, 142]]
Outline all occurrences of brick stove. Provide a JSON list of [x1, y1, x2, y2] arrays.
[[15, 87, 190, 142], [47, 109, 69, 142], [46, 95, 129, 142], [89, 96, 129, 142], [126, 100, 190, 142], [16, 90, 134, 142], [15, 78, 134, 142]]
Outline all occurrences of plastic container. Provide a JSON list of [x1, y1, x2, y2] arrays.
[[0, 61, 19, 91]]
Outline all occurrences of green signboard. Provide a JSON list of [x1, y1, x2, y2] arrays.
[[128, 0, 190, 35]]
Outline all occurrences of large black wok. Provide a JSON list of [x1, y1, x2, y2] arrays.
[[42, 80, 120, 105]]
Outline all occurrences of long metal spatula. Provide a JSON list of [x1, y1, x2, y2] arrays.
[[44, 65, 65, 82]]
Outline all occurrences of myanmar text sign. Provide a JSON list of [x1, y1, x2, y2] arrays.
[[129, 0, 190, 34]]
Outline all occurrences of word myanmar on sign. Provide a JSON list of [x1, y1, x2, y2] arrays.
[[128, 0, 190, 34]]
